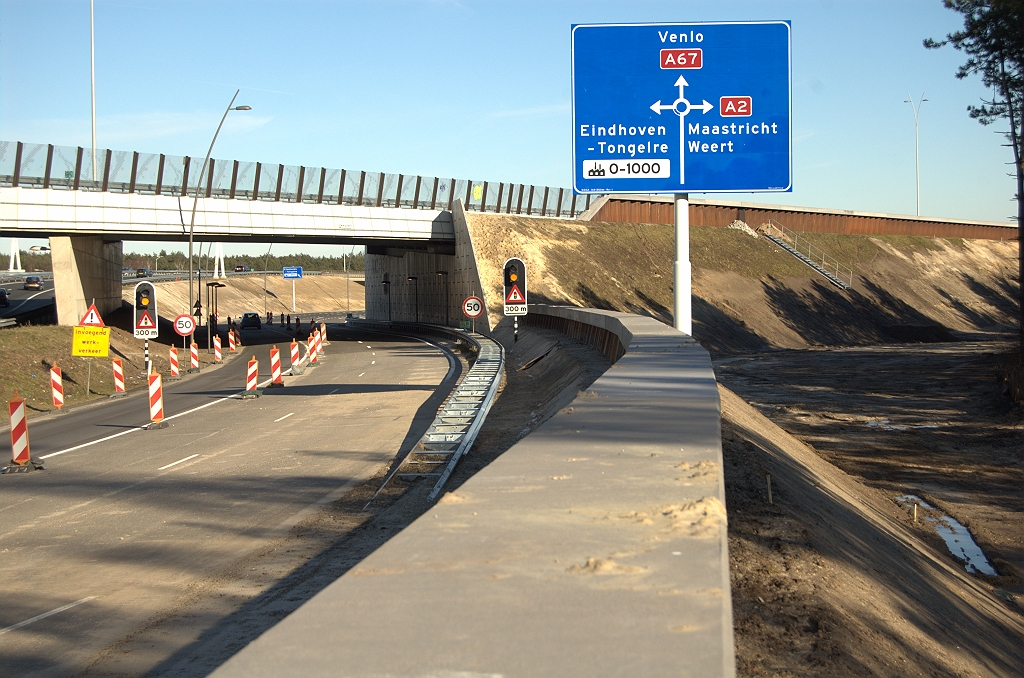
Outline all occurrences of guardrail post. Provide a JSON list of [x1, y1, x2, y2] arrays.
[[526, 185, 535, 214], [155, 154, 165, 195], [395, 174, 404, 208], [570, 193, 577, 217], [296, 166, 305, 203], [12, 142, 23, 187], [430, 177, 439, 209], [181, 156, 190, 196], [252, 162, 261, 200], [480, 181, 488, 211], [495, 183, 504, 213], [129, 151, 139, 193], [317, 167, 326, 204], [274, 164, 283, 201], [556, 188, 564, 217], [337, 169, 346, 205], [73, 147, 83, 190], [229, 160, 239, 199], [516, 184, 524, 214], [375, 171, 385, 207], [464, 181, 472, 209], [356, 171, 366, 205], [206, 158, 214, 198], [412, 175, 421, 209], [43, 144, 54, 189], [101, 149, 112, 191]]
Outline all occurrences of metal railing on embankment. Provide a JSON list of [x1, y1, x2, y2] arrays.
[[0, 140, 594, 219], [764, 218, 854, 289], [354, 321, 504, 501]]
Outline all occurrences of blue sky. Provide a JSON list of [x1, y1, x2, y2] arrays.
[[1, 0, 1017, 258]]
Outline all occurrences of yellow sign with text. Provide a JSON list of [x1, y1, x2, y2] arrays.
[[72, 327, 110, 357]]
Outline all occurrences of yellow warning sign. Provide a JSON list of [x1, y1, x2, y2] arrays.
[[72, 327, 110, 357]]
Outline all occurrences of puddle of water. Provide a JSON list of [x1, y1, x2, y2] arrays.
[[895, 495, 997, 576]]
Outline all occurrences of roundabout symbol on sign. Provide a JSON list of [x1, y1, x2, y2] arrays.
[[173, 314, 196, 337], [462, 296, 484, 319]]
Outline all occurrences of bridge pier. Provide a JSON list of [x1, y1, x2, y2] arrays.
[[50, 235, 123, 326]]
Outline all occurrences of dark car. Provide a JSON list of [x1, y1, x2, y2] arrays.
[[23, 276, 43, 290], [136, 268, 152, 278], [239, 312, 262, 330], [0, 288, 9, 307]]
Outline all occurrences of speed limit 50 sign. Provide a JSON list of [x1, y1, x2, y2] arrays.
[[462, 296, 484, 319], [173, 314, 196, 337]]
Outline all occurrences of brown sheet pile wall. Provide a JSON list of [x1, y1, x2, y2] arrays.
[[593, 198, 1017, 241]]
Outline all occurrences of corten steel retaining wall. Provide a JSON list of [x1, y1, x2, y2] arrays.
[[584, 194, 1017, 240]]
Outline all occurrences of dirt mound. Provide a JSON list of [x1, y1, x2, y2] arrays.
[[125, 274, 364, 320], [464, 214, 1018, 356]]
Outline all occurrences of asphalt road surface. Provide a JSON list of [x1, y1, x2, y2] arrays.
[[0, 277, 55, 318], [0, 324, 459, 677]]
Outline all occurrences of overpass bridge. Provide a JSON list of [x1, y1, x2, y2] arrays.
[[0, 139, 589, 326]]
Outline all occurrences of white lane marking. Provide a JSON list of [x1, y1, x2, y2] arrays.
[[273, 412, 295, 423], [328, 388, 339, 395], [0, 597, 97, 636], [40, 426, 145, 460], [6, 287, 52, 313], [357, 341, 362, 343], [158, 454, 199, 471], [372, 352, 375, 356], [358, 372, 365, 377], [371, 361, 375, 365]]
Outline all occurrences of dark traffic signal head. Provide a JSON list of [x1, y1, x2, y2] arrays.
[[135, 283, 154, 310], [504, 261, 520, 286]]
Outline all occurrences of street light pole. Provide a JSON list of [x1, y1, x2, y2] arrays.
[[90, 0, 97, 182], [904, 93, 928, 217], [188, 90, 251, 326]]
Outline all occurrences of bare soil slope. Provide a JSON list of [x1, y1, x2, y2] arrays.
[[465, 214, 1018, 355], [124, 274, 364, 320]]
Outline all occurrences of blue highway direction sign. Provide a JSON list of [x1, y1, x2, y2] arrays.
[[282, 266, 303, 279], [572, 21, 792, 194]]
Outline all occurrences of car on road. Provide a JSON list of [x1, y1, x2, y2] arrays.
[[136, 268, 152, 278], [122, 266, 134, 278], [23, 276, 43, 290], [0, 288, 9, 307], [234, 265, 251, 272], [239, 312, 262, 330]]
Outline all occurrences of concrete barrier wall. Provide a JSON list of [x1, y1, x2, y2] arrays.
[[211, 307, 735, 677]]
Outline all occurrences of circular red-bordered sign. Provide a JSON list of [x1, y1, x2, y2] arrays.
[[173, 314, 196, 337], [462, 296, 484, 319]]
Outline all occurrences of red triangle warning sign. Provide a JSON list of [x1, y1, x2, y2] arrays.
[[79, 303, 105, 327], [505, 285, 525, 304], [136, 311, 156, 329]]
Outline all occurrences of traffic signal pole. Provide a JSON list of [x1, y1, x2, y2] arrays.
[[674, 194, 692, 335]]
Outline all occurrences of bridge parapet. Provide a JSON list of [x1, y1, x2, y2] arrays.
[[0, 140, 592, 219]]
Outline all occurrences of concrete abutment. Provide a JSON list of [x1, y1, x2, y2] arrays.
[[50, 235, 123, 326]]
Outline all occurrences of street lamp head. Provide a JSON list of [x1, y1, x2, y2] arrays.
[[233, 105, 252, 111]]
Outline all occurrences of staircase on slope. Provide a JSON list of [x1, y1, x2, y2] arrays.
[[761, 219, 854, 290]]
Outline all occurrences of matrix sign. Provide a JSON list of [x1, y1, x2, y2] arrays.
[[572, 21, 792, 194]]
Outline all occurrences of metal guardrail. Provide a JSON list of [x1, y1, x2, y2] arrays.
[[765, 219, 854, 288], [0, 140, 594, 219], [357, 321, 504, 502]]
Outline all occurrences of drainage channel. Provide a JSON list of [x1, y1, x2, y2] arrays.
[[358, 323, 504, 504], [896, 495, 998, 576]]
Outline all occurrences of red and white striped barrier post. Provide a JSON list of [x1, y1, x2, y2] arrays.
[[8, 391, 30, 466], [147, 373, 167, 429], [243, 356, 262, 398], [189, 342, 200, 373], [308, 333, 319, 366], [168, 347, 181, 380], [228, 330, 237, 353], [290, 339, 299, 366], [320, 323, 329, 346], [110, 358, 126, 397], [269, 346, 284, 387], [213, 334, 222, 362], [51, 365, 64, 411]]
